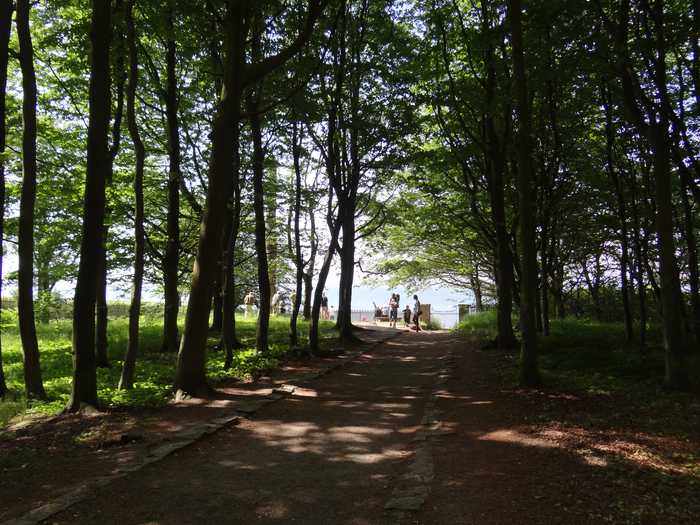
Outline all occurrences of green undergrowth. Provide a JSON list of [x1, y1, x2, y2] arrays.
[[456, 311, 700, 395], [0, 315, 336, 428]]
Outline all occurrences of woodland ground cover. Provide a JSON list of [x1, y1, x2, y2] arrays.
[[0, 310, 336, 428], [456, 312, 700, 521]]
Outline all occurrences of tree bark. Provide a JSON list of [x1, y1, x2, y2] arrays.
[[249, 90, 272, 354], [67, 0, 112, 411], [0, 0, 13, 397], [95, 0, 125, 369], [16, 0, 47, 400], [310, 217, 341, 352], [161, 0, 181, 353], [289, 121, 304, 346], [119, 0, 144, 390], [509, 0, 540, 386], [681, 173, 700, 339]]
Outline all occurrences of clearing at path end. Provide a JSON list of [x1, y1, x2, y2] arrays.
[[42, 330, 699, 524]]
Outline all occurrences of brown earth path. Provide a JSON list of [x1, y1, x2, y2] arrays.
[[7, 329, 698, 524]]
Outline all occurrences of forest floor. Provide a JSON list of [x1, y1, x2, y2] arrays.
[[2, 326, 700, 524]]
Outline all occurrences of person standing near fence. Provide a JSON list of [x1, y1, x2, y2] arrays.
[[412, 294, 422, 332]]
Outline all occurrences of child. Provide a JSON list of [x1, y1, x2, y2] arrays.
[[403, 305, 411, 327]]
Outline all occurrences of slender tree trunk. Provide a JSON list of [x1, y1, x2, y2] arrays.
[[94, 0, 125, 369], [0, 0, 13, 397], [290, 122, 304, 346], [509, 0, 540, 386], [162, 0, 181, 353], [222, 134, 242, 369], [249, 92, 272, 354], [469, 269, 483, 312], [629, 170, 647, 350], [16, 0, 46, 400], [67, 0, 112, 411], [681, 173, 700, 338], [302, 206, 318, 320], [310, 219, 341, 352], [119, 0, 144, 390]]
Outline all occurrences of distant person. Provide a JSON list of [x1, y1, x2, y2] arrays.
[[403, 304, 412, 327], [244, 291, 256, 319], [321, 293, 329, 320], [412, 294, 422, 332], [389, 293, 399, 328], [271, 292, 280, 315]]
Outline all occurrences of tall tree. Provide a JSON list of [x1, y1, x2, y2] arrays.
[[0, 0, 12, 397], [119, 0, 145, 390], [162, 0, 181, 353], [67, 0, 112, 411], [509, 0, 540, 386], [16, 0, 47, 400], [175, 0, 326, 395]]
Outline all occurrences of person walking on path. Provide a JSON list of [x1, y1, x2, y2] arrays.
[[412, 294, 422, 332], [389, 293, 399, 328]]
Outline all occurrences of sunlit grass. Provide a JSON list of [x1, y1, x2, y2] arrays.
[[0, 313, 336, 428]]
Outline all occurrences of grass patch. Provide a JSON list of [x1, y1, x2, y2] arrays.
[[0, 314, 336, 428]]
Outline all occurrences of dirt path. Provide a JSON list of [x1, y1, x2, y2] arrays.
[[9, 330, 698, 524]]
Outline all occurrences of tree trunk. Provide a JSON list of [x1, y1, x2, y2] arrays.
[[336, 202, 358, 340], [289, 122, 304, 346], [210, 269, 223, 332], [629, 169, 647, 350], [681, 173, 700, 339], [310, 219, 341, 352], [509, 0, 540, 386], [95, 0, 125, 369], [302, 205, 318, 321], [0, 0, 13, 397], [94, 249, 110, 367], [175, 5, 244, 397], [222, 132, 242, 369], [249, 92, 272, 354], [119, 0, 144, 390], [16, 0, 47, 400], [482, 0, 517, 349], [67, 0, 112, 411], [162, 0, 181, 353]]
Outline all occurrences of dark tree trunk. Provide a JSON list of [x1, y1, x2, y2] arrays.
[[16, 0, 46, 400], [629, 170, 647, 350], [249, 93, 272, 354], [68, 0, 112, 411], [302, 205, 318, 321], [482, 0, 516, 349], [162, 1, 181, 353], [175, 6, 244, 397], [681, 173, 700, 339], [649, 1, 688, 387], [119, 0, 144, 390], [94, 250, 110, 367], [16, 0, 46, 399], [0, 0, 13, 397], [469, 269, 483, 312], [310, 218, 341, 352], [95, 0, 125, 369], [336, 202, 358, 340], [174, 0, 324, 395], [222, 131, 242, 369], [289, 122, 304, 346], [509, 0, 540, 386]]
